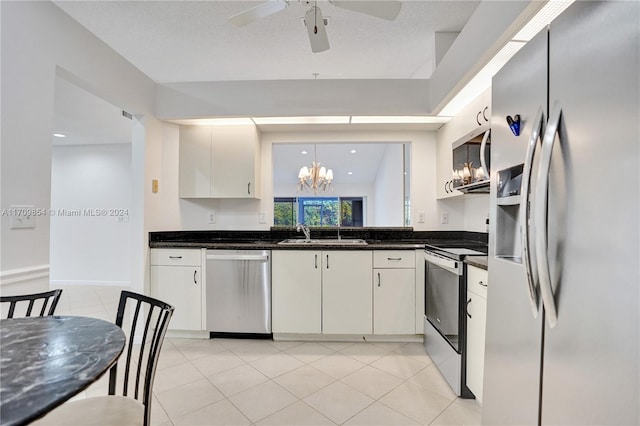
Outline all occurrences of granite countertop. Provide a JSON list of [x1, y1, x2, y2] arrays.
[[149, 240, 428, 250], [149, 228, 489, 252], [465, 255, 488, 270]]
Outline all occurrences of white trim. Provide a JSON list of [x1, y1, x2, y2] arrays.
[[49, 280, 130, 287], [272, 333, 423, 343], [0, 265, 50, 286]]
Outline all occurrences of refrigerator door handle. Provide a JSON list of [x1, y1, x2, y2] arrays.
[[520, 106, 545, 318], [534, 101, 562, 328], [480, 129, 491, 179]]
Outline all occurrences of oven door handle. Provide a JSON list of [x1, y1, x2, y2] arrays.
[[424, 252, 460, 275]]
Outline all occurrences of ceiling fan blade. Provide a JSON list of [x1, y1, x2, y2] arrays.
[[329, 0, 402, 20], [305, 6, 330, 53], [228, 0, 290, 26]]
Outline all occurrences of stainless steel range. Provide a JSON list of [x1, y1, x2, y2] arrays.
[[423, 244, 485, 398]]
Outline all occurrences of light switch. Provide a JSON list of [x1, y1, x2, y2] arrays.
[[151, 179, 159, 193]]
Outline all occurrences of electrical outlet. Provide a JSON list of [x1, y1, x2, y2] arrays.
[[208, 211, 216, 224], [259, 211, 266, 224], [9, 205, 36, 229], [417, 211, 425, 223], [440, 212, 449, 225]]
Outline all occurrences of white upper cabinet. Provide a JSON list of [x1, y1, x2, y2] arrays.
[[179, 124, 261, 198], [436, 90, 491, 199]]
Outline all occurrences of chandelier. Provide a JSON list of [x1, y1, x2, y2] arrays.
[[298, 145, 333, 193]]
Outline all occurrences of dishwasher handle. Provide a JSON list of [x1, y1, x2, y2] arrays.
[[206, 254, 269, 262]]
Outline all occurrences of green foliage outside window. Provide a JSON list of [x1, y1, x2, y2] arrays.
[[274, 197, 363, 227]]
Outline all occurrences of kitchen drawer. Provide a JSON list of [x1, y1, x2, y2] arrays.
[[467, 264, 488, 298], [373, 250, 415, 268], [150, 249, 202, 266]]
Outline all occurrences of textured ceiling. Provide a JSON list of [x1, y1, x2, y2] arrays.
[[53, 0, 480, 83]]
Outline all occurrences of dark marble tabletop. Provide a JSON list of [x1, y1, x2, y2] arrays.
[[0, 316, 126, 426]]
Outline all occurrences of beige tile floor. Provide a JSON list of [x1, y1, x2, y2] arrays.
[[54, 285, 481, 426]]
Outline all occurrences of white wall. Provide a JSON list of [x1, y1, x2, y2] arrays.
[[50, 144, 132, 286], [373, 144, 404, 226], [1, 1, 157, 294], [150, 130, 441, 231]]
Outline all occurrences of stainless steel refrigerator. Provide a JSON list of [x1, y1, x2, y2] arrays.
[[484, 2, 639, 424]]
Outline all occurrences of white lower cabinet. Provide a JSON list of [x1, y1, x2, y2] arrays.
[[272, 249, 419, 338], [466, 264, 488, 405], [272, 250, 322, 334], [322, 251, 372, 334], [373, 250, 416, 334], [272, 250, 372, 335], [150, 249, 204, 331]]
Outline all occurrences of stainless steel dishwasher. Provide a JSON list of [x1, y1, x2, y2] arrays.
[[205, 249, 271, 336]]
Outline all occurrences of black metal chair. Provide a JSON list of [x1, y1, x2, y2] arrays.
[[35, 290, 174, 426], [0, 289, 63, 319]]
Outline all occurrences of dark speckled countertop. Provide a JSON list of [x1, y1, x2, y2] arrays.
[[149, 228, 489, 252], [465, 256, 488, 270]]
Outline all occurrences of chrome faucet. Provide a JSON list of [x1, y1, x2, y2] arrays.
[[296, 223, 311, 242]]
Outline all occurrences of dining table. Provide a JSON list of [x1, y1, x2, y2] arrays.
[[0, 316, 126, 426]]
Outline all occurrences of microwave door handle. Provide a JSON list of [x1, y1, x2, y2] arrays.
[[534, 101, 562, 329], [520, 107, 544, 318], [480, 129, 491, 180]]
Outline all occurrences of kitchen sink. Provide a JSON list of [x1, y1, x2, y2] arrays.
[[278, 238, 368, 246]]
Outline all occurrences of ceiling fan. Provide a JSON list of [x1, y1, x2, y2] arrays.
[[228, 0, 402, 53]]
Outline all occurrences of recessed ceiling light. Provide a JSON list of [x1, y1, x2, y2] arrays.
[[169, 118, 254, 126], [350, 149, 357, 154], [348, 172, 353, 175], [350, 116, 450, 124], [53, 133, 66, 138], [301, 150, 308, 155], [252, 116, 350, 125]]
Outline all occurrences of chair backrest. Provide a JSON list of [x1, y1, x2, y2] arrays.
[[0, 289, 63, 319], [108, 290, 174, 426]]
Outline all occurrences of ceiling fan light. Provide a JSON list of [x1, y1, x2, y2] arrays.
[[305, 6, 330, 53]]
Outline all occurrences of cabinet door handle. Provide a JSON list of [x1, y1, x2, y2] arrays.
[[169, 256, 183, 259], [476, 111, 482, 126], [466, 298, 472, 318], [247, 182, 251, 195], [377, 272, 381, 287], [315, 254, 318, 269], [445, 181, 450, 193], [194, 270, 198, 284], [479, 280, 487, 287], [483, 106, 489, 122], [326, 254, 329, 269]]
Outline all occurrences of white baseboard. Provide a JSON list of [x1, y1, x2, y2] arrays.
[[49, 280, 130, 287], [272, 333, 424, 343], [0, 265, 50, 286]]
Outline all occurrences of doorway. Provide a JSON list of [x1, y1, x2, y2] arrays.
[[49, 74, 134, 288]]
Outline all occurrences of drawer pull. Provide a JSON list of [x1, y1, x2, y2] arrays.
[[169, 256, 183, 259], [479, 280, 487, 287], [387, 257, 402, 261]]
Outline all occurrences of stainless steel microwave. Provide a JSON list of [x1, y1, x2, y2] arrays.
[[452, 129, 490, 192]]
